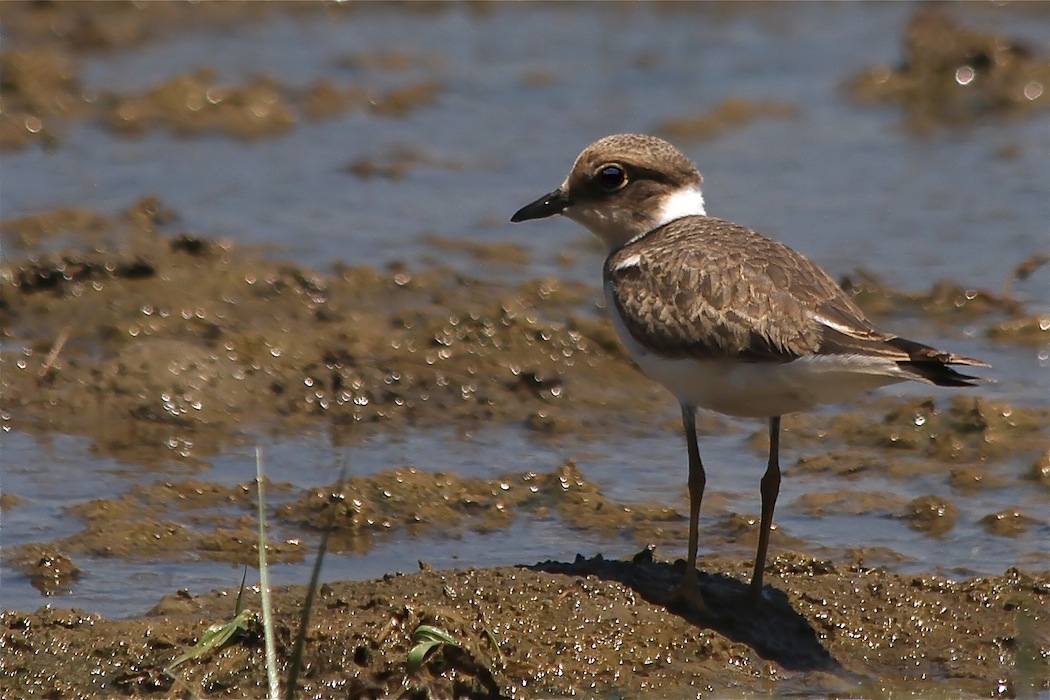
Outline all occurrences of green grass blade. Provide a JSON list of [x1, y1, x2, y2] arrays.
[[407, 640, 444, 674], [256, 447, 280, 700], [164, 608, 255, 674], [235, 566, 248, 615], [411, 625, 461, 647]]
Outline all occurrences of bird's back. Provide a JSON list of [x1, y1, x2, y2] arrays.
[[603, 215, 984, 408], [604, 215, 874, 362]]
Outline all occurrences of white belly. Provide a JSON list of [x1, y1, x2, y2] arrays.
[[604, 288, 906, 417], [630, 351, 904, 417]]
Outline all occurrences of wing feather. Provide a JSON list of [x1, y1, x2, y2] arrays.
[[604, 216, 864, 362], [603, 216, 986, 385]]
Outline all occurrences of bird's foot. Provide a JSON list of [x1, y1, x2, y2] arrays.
[[726, 582, 768, 613], [675, 581, 710, 614], [650, 579, 716, 617], [743, 589, 762, 606]]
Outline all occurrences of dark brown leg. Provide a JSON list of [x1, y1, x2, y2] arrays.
[[748, 415, 781, 603], [679, 403, 707, 610]]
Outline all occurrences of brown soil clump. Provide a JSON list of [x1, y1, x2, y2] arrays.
[[98, 70, 441, 140], [1, 199, 676, 466], [848, 9, 1050, 128], [4, 461, 683, 583], [1, 554, 1045, 698], [656, 97, 800, 142], [279, 461, 681, 555], [0, 47, 87, 150], [0, 3, 440, 150]]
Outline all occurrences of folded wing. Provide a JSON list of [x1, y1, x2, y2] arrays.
[[603, 216, 987, 385]]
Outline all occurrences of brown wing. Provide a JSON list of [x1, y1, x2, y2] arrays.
[[604, 216, 987, 384], [604, 216, 897, 362]]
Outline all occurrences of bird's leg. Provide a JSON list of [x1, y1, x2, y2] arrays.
[[748, 415, 781, 603], [678, 403, 708, 611]]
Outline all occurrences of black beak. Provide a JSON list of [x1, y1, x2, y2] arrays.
[[511, 189, 570, 223]]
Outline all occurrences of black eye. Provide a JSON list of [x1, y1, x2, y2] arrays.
[[597, 165, 627, 191]]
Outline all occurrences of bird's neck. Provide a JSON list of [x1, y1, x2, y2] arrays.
[[653, 184, 707, 228], [603, 184, 708, 252]]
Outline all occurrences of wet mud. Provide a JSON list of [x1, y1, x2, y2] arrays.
[[4, 201, 1045, 466], [0, 2, 439, 150], [3, 200, 1048, 697], [2, 3, 1049, 698], [1, 555, 1046, 699], [656, 98, 800, 143], [1, 198, 674, 467], [847, 8, 1050, 129]]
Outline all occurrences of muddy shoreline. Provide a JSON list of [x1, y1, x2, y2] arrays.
[[2, 2, 1049, 698], [2, 554, 1047, 699], [2, 203, 1047, 698]]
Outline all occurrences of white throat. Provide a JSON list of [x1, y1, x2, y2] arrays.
[[653, 185, 706, 228]]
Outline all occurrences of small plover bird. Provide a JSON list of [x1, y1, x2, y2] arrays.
[[511, 133, 986, 610]]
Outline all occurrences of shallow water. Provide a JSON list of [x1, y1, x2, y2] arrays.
[[2, 2, 1049, 619]]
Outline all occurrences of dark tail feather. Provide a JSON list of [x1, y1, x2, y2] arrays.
[[896, 360, 982, 387], [887, 336, 988, 387]]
